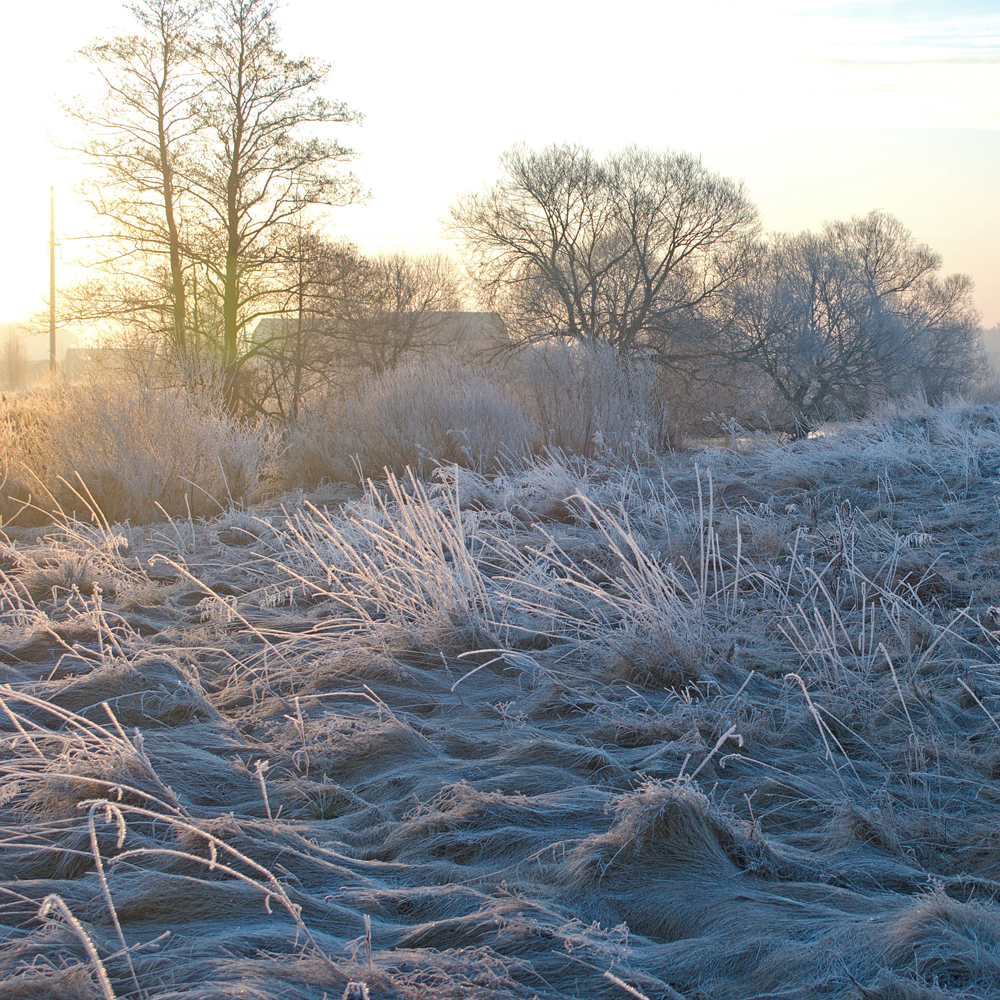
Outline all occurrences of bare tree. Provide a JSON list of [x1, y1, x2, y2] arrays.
[[331, 251, 465, 374], [186, 0, 361, 406], [246, 231, 361, 419], [450, 143, 758, 363], [69, 0, 206, 354], [727, 211, 986, 432], [66, 0, 361, 410], [239, 245, 469, 417]]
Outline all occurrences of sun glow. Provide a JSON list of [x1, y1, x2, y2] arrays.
[[1, 0, 998, 340]]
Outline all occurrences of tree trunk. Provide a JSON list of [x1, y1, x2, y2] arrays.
[[158, 112, 186, 355], [222, 166, 240, 411]]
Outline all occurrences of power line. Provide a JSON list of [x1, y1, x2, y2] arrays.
[[344, 231, 444, 237], [351, 243, 457, 251]]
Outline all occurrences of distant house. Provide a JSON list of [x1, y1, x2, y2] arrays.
[[62, 345, 162, 380], [248, 311, 509, 365], [61, 347, 101, 379], [419, 311, 510, 359]]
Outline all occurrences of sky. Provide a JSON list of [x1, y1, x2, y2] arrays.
[[1, 0, 997, 355]]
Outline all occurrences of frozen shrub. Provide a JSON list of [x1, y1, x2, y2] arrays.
[[511, 340, 669, 458], [0, 376, 277, 524], [279, 357, 539, 484]]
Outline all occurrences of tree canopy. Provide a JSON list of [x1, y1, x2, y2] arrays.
[[450, 143, 759, 362], [69, 0, 361, 407], [725, 211, 985, 431]]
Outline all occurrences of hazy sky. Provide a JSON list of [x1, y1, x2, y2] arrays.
[[1, 0, 997, 342]]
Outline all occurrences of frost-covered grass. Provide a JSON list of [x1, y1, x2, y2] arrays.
[[0, 377, 278, 525], [0, 345, 670, 530], [1, 399, 1000, 998], [277, 343, 671, 486]]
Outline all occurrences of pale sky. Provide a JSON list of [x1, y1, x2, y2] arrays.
[[1, 0, 997, 353]]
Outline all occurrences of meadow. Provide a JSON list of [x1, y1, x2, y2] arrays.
[[1, 367, 1000, 999]]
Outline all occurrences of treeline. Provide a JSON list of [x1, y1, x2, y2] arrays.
[[61, 0, 987, 438], [64, 0, 361, 413], [451, 145, 986, 434]]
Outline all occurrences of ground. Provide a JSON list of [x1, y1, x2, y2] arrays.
[[2, 400, 1000, 999]]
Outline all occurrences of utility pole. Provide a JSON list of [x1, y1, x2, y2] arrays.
[[49, 187, 56, 374]]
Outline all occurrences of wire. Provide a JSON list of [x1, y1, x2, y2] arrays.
[[344, 231, 444, 237], [350, 243, 457, 251]]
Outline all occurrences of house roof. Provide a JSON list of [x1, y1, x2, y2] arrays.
[[249, 311, 509, 355]]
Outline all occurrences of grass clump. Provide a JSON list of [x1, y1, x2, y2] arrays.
[[0, 377, 277, 525]]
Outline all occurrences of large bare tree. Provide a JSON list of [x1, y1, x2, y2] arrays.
[[69, 0, 206, 354], [726, 211, 985, 432], [186, 0, 361, 404], [450, 143, 759, 363], [67, 0, 361, 409]]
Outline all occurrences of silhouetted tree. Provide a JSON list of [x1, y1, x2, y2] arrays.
[[187, 0, 361, 406], [67, 0, 361, 408], [726, 211, 985, 432], [245, 232, 361, 419], [330, 251, 465, 374], [245, 243, 466, 418], [69, 0, 206, 355], [903, 272, 985, 403], [450, 143, 758, 365]]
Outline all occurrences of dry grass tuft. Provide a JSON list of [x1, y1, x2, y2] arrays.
[[0, 377, 278, 525]]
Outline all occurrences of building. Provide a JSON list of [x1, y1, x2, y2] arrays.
[[248, 311, 509, 365]]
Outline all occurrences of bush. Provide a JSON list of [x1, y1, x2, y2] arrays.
[[279, 344, 685, 489], [511, 340, 668, 458], [0, 376, 277, 525], [278, 358, 539, 485]]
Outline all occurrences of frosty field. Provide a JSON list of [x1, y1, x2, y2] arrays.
[[3, 400, 1000, 999]]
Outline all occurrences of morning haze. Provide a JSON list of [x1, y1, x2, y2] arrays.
[[0, 0, 997, 329]]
